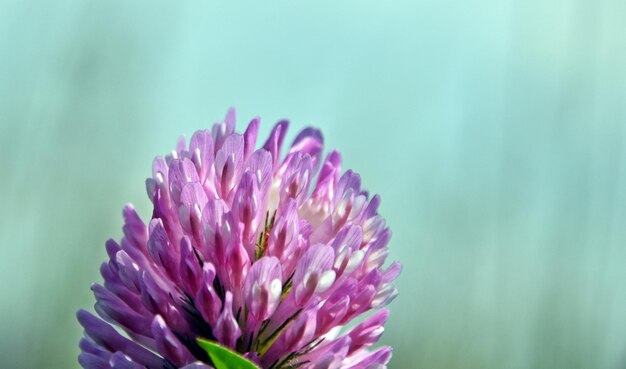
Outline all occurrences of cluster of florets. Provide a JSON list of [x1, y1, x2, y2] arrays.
[[77, 109, 400, 369]]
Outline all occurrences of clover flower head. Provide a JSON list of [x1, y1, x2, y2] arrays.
[[77, 109, 401, 369]]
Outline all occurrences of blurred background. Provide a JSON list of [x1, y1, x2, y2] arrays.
[[1, 1, 626, 368]]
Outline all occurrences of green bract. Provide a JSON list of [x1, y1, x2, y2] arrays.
[[197, 338, 261, 369]]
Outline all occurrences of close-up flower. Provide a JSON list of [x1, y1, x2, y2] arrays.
[[77, 109, 401, 369]]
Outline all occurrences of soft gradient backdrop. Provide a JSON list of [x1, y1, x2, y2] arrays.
[[1, 1, 626, 369]]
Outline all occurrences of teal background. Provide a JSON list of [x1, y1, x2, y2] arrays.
[[1, 1, 626, 368]]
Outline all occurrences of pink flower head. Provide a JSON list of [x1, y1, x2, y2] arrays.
[[77, 109, 401, 369]]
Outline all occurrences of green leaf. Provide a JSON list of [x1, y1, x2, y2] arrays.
[[197, 338, 261, 369]]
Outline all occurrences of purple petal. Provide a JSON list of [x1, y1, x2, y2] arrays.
[[202, 207, 235, 267], [212, 108, 237, 153], [288, 127, 324, 169], [151, 156, 170, 182], [105, 239, 122, 261], [226, 241, 251, 292], [362, 216, 385, 245], [180, 363, 215, 369], [99, 263, 145, 315], [179, 236, 203, 295], [180, 182, 209, 211], [267, 200, 300, 272], [79, 352, 109, 369], [195, 263, 222, 326], [363, 230, 391, 273], [345, 346, 392, 369], [122, 204, 148, 251], [189, 129, 214, 183], [316, 293, 349, 335], [109, 352, 143, 369], [244, 149, 273, 200], [262, 120, 289, 168], [371, 284, 398, 308], [311, 150, 342, 202], [232, 172, 261, 246], [347, 309, 388, 354], [331, 225, 364, 276], [138, 271, 187, 332], [244, 256, 282, 321], [151, 315, 193, 366], [79, 338, 111, 359], [299, 335, 351, 369], [345, 285, 376, 320], [381, 261, 402, 284], [115, 250, 142, 293], [278, 153, 313, 207], [168, 158, 200, 205], [178, 205, 199, 244], [213, 291, 241, 349], [243, 117, 260, 160], [92, 284, 152, 337], [224, 108, 236, 134], [214, 134, 244, 197], [147, 218, 179, 279], [293, 244, 336, 306], [77, 310, 162, 368]]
